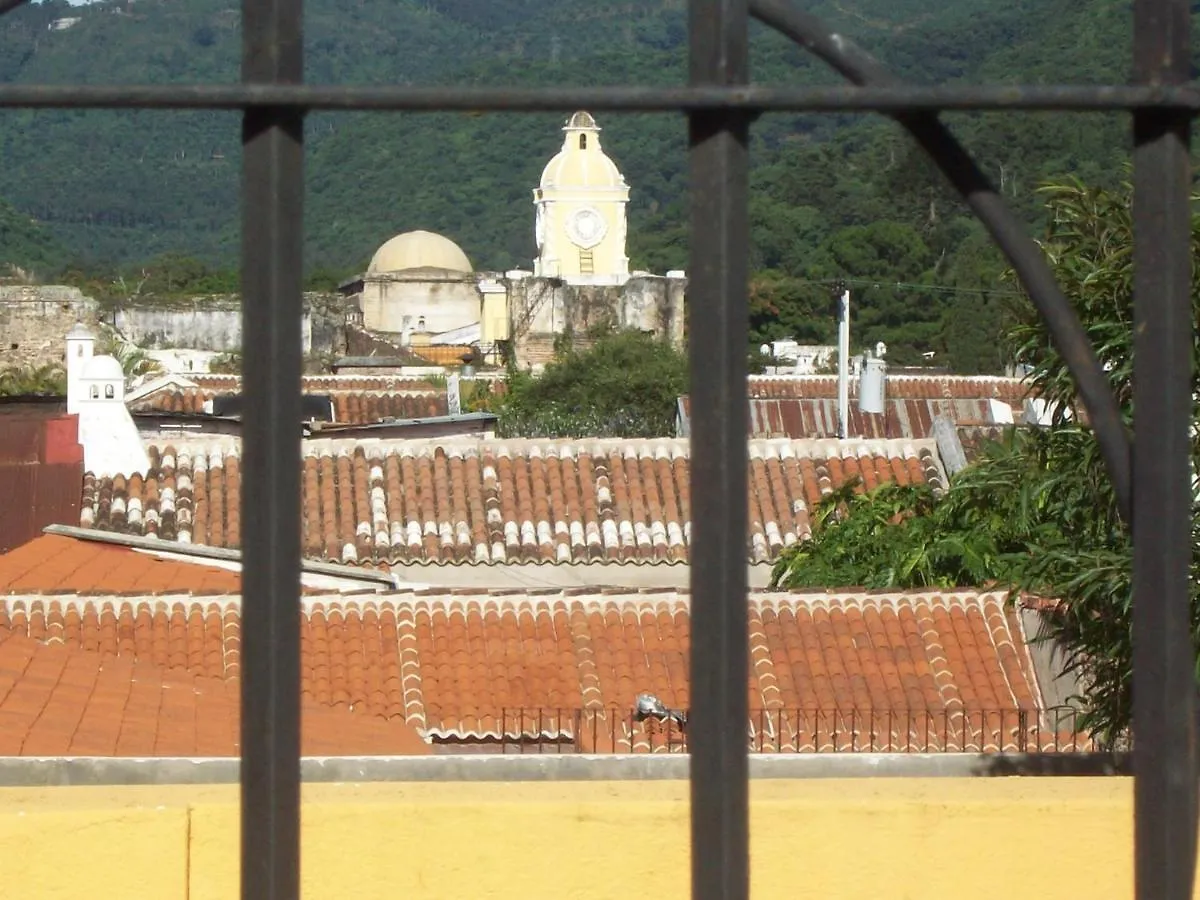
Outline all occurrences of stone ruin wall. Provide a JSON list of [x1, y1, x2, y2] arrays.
[[1, 277, 686, 374], [507, 275, 686, 368], [113, 292, 349, 355], [0, 285, 99, 370], [0, 286, 350, 369]]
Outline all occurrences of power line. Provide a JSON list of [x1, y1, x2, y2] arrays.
[[783, 275, 1025, 299]]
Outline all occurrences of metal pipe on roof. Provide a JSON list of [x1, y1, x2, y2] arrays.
[[39, 525, 398, 587], [837, 288, 850, 439]]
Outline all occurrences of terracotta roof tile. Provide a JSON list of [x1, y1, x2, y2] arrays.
[[80, 438, 947, 565], [0, 631, 428, 756], [192, 374, 456, 393], [128, 373, 507, 425], [0, 534, 244, 595], [129, 388, 452, 425], [0, 590, 1083, 754]]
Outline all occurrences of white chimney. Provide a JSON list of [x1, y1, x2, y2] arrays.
[[65, 322, 96, 414]]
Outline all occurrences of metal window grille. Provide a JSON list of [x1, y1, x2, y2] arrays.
[[0, 0, 1194, 897]]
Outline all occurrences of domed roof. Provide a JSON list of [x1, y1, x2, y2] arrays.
[[368, 230, 473, 274], [81, 355, 124, 381], [541, 151, 626, 190], [566, 111, 598, 131], [540, 110, 627, 191], [67, 322, 95, 340]]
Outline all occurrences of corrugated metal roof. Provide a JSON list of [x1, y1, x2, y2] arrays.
[[678, 396, 1002, 440]]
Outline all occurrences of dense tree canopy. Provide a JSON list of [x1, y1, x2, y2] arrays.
[[494, 329, 687, 439], [770, 179, 1200, 743]]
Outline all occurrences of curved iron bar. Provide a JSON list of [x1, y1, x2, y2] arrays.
[[749, 0, 1133, 523]]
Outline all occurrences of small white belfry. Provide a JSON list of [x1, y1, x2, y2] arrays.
[[65, 321, 95, 412], [64, 324, 150, 478]]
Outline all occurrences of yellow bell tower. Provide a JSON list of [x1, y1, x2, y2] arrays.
[[533, 111, 631, 285]]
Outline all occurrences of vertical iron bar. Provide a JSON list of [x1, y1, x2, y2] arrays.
[[1132, 1, 1196, 897], [688, 0, 750, 896], [240, 0, 304, 895]]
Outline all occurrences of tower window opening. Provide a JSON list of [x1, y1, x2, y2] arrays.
[[579, 134, 587, 150], [90, 386, 99, 399], [104, 384, 115, 399], [579, 250, 595, 274]]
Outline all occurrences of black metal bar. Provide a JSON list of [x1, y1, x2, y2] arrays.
[[239, 0, 304, 894], [0, 83, 1200, 112], [689, 0, 751, 896], [748, 0, 1133, 522], [1132, 0, 1197, 897]]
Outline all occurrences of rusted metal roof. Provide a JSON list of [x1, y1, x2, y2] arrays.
[[678, 395, 1005, 440], [0, 410, 84, 553], [678, 374, 1033, 440]]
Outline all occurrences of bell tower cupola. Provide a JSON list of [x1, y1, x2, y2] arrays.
[[533, 111, 631, 286]]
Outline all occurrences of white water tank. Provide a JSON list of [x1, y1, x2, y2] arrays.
[[859, 356, 887, 415]]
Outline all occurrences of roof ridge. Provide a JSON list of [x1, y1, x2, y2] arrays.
[[3, 587, 1012, 613]]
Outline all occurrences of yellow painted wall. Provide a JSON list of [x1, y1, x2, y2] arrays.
[[541, 198, 630, 282], [481, 290, 509, 342], [0, 777, 1187, 900]]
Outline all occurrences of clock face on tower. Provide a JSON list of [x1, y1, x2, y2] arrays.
[[566, 207, 607, 249]]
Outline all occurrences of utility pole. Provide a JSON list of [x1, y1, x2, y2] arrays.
[[834, 282, 850, 439]]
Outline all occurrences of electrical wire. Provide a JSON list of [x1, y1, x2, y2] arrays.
[[778, 275, 1026, 298]]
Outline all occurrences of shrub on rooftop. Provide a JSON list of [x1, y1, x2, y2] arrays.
[[496, 327, 688, 439]]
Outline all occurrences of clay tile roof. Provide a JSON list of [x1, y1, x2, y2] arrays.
[[0, 631, 429, 757], [80, 437, 948, 566], [389, 589, 1052, 752], [188, 374, 458, 393], [0, 534, 244, 595], [128, 385, 454, 425], [0, 590, 1085, 755]]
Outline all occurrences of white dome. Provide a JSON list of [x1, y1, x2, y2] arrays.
[[368, 230, 473, 274], [540, 110, 627, 191], [67, 322, 95, 340], [540, 151, 626, 190], [81, 355, 124, 381]]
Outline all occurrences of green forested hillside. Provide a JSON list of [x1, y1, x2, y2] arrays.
[[0, 0, 1177, 368], [0, 197, 66, 274]]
